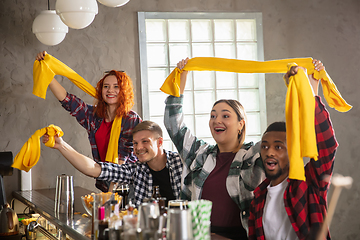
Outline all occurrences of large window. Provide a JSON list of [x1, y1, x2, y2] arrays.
[[138, 12, 266, 151]]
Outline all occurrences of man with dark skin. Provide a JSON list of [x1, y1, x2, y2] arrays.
[[248, 62, 338, 240]]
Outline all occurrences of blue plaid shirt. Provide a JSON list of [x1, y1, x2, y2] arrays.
[[97, 150, 183, 207]]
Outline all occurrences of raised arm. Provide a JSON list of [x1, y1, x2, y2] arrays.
[[36, 51, 67, 101], [42, 134, 101, 177], [177, 57, 189, 94], [283, 59, 324, 96]]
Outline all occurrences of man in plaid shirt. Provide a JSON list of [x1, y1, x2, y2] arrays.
[[248, 63, 338, 240], [43, 121, 183, 208]]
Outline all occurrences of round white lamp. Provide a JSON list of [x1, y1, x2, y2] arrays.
[[97, 0, 130, 7], [55, 0, 98, 29], [32, 10, 69, 46]]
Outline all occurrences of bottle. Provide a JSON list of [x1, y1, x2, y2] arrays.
[[98, 206, 109, 240], [152, 186, 167, 215], [108, 200, 122, 240], [126, 199, 136, 216], [152, 185, 161, 199]]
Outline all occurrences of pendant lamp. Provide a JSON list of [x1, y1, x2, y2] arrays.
[[97, 0, 130, 7], [32, 10, 69, 46], [55, 0, 98, 29]]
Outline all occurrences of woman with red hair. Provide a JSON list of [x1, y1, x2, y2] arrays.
[[36, 51, 142, 192]]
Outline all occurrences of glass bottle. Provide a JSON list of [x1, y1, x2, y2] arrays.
[[152, 185, 161, 199], [98, 206, 109, 240]]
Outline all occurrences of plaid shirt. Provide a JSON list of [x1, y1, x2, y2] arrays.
[[97, 150, 183, 207], [60, 92, 142, 163], [248, 96, 338, 240], [164, 95, 265, 232]]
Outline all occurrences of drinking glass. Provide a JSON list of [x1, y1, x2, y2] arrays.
[[167, 200, 188, 210], [166, 209, 193, 240], [114, 183, 129, 210]]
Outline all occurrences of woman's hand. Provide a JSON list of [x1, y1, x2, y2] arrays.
[[42, 133, 63, 150], [36, 51, 47, 61], [178, 58, 189, 95], [177, 58, 189, 70]]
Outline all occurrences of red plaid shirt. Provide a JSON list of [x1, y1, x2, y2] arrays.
[[248, 96, 338, 240]]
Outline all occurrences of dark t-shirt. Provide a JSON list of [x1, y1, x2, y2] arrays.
[[202, 152, 241, 227], [149, 166, 175, 202], [201, 152, 247, 239]]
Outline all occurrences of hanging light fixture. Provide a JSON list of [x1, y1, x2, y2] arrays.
[[32, 1, 68, 46], [97, 0, 130, 7], [55, 0, 98, 29]]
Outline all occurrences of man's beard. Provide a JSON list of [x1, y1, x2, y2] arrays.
[[265, 163, 289, 181]]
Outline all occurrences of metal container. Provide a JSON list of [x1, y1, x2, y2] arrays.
[[136, 202, 160, 230], [55, 174, 74, 218], [166, 209, 193, 240], [0, 203, 19, 237]]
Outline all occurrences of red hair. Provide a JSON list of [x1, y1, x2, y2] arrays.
[[94, 70, 134, 118]]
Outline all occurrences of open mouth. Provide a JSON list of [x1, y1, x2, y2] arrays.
[[214, 127, 225, 133], [265, 159, 278, 170], [107, 94, 116, 98]]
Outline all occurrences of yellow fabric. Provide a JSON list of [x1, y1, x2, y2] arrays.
[[33, 54, 96, 99], [161, 57, 352, 181], [285, 64, 317, 181], [32, 54, 121, 164], [105, 116, 122, 164], [160, 57, 352, 112], [12, 125, 64, 172]]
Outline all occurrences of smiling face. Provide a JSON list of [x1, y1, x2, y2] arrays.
[[209, 102, 245, 152], [133, 130, 162, 164], [260, 131, 289, 186], [102, 75, 120, 106]]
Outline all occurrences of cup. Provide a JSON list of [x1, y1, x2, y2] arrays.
[[166, 209, 193, 240], [113, 183, 129, 210], [55, 174, 74, 218], [168, 200, 188, 210], [136, 202, 160, 230], [92, 192, 113, 238]]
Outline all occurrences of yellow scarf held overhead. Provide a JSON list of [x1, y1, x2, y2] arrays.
[[32, 54, 122, 164], [285, 64, 318, 181], [160, 57, 352, 113], [12, 125, 64, 172], [161, 57, 352, 181]]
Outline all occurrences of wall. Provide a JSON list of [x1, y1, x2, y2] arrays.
[[1, 0, 359, 238]]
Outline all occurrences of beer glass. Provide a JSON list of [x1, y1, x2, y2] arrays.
[[114, 183, 129, 210], [168, 200, 188, 210]]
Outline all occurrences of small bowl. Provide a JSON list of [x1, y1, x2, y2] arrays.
[[81, 196, 93, 216]]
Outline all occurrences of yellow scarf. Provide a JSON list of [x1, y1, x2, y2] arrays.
[[32, 54, 121, 164], [12, 125, 63, 172], [161, 57, 352, 181], [160, 57, 352, 112], [285, 64, 317, 180]]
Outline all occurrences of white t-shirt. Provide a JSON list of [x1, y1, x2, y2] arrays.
[[262, 178, 299, 240]]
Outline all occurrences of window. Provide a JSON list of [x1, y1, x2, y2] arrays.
[[138, 12, 266, 151]]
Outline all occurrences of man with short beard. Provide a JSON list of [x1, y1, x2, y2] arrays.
[[248, 63, 338, 240], [42, 121, 183, 207]]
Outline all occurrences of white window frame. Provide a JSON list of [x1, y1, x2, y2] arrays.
[[138, 12, 267, 148]]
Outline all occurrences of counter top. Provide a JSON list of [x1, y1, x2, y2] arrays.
[[13, 187, 93, 240], [13, 188, 230, 240]]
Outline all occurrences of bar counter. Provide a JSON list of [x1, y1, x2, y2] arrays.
[[13, 187, 92, 240], [13, 188, 229, 240]]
